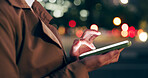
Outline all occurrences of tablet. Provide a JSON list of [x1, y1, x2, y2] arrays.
[[79, 40, 132, 59]]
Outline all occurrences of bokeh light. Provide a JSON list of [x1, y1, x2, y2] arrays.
[[137, 29, 144, 36], [120, 0, 128, 4], [121, 23, 129, 31], [49, 0, 56, 3], [121, 31, 128, 37], [64, 1, 71, 8], [37, 0, 43, 1], [80, 17, 87, 21], [53, 10, 63, 18], [57, 0, 64, 4], [76, 30, 83, 38], [90, 24, 99, 31], [69, 20, 76, 27], [113, 17, 122, 26], [58, 26, 65, 35], [128, 26, 136, 38], [74, 0, 81, 6], [139, 32, 148, 42], [80, 9, 89, 17]]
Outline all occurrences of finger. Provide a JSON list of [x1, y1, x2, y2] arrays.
[[119, 48, 124, 53], [80, 39, 96, 50], [110, 53, 120, 63], [101, 51, 120, 65], [72, 39, 96, 56], [81, 29, 101, 39], [99, 50, 119, 62], [81, 29, 101, 42]]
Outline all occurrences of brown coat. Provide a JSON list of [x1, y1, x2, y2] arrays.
[[0, 0, 88, 78]]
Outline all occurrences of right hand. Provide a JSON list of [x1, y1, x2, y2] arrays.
[[69, 29, 124, 72], [70, 29, 101, 60], [79, 48, 124, 72]]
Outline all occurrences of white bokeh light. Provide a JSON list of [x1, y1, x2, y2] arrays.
[[49, 0, 56, 3], [120, 0, 128, 4], [37, 0, 43, 1], [74, 0, 81, 6], [139, 32, 148, 42], [90, 24, 99, 31], [80, 9, 89, 17], [53, 10, 63, 18]]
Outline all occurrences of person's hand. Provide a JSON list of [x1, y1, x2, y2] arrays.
[[70, 29, 101, 59], [79, 48, 124, 72], [69, 29, 124, 72]]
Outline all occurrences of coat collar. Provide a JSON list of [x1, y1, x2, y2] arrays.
[[8, 0, 53, 24], [8, 0, 30, 8], [8, 0, 62, 48]]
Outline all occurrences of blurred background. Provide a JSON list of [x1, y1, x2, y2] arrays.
[[38, 0, 148, 78]]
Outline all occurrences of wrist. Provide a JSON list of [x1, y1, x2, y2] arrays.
[[78, 59, 90, 72]]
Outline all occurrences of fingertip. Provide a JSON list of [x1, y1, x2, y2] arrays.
[[118, 48, 124, 53], [96, 31, 101, 36], [90, 31, 101, 36], [120, 48, 124, 51]]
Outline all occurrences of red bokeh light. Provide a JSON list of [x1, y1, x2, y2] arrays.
[[69, 20, 76, 27], [76, 30, 83, 38], [128, 26, 136, 38]]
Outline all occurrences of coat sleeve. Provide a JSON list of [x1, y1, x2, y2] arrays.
[[47, 61, 89, 78], [0, 12, 19, 78]]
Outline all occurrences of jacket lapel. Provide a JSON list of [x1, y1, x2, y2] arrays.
[[8, 0, 64, 51], [40, 20, 62, 48], [31, 1, 62, 48]]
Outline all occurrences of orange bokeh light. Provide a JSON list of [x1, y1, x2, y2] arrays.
[[121, 31, 128, 37], [137, 29, 144, 36], [76, 30, 83, 38], [113, 17, 121, 26]]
